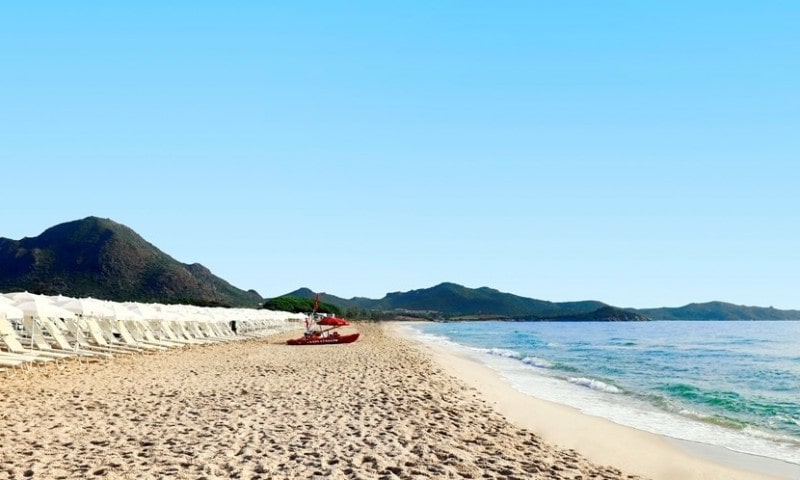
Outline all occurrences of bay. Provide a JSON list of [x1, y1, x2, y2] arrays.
[[408, 320, 800, 466]]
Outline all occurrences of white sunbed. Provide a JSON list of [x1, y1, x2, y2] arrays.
[[0, 316, 62, 365], [20, 317, 92, 360], [62, 317, 139, 356]]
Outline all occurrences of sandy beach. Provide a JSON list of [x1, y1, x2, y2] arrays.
[[0, 322, 786, 480], [399, 324, 793, 480]]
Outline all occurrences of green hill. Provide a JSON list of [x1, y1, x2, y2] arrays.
[[545, 306, 650, 322], [7, 218, 796, 319], [280, 282, 609, 320], [636, 302, 800, 320], [379, 282, 607, 318], [0, 216, 262, 307], [280, 284, 800, 321]]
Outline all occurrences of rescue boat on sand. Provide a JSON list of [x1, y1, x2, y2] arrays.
[[286, 294, 361, 346]]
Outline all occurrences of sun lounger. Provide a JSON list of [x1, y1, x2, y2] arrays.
[[36, 317, 110, 358], [92, 318, 153, 353], [169, 320, 214, 344], [146, 320, 202, 345], [189, 321, 227, 342], [94, 318, 154, 352], [85, 317, 145, 353], [0, 353, 28, 368], [139, 321, 188, 347], [62, 318, 138, 355], [184, 321, 224, 342], [108, 320, 166, 351], [19, 318, 81, 360], [0, 316, 62, 364]]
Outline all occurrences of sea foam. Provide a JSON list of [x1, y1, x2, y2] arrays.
[[568, 377, 621, 394]]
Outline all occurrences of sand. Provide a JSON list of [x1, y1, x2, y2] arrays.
[[0, 322, 785, 480], [398, 323, 792, 480]]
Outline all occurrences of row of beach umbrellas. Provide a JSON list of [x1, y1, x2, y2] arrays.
[[0, 291, 306, 368]]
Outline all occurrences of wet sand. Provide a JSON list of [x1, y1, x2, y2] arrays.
[[394, 323, 790, 480]]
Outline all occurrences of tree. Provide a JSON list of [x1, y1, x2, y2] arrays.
[[262, 296, 342, 315]]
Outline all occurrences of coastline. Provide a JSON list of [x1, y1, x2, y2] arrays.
[[0, 322, 647, 479], [389, 321, 798, 480], [1, 321, 795, 479]]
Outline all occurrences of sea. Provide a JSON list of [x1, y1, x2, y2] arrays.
[[406, 320, 800, 470]]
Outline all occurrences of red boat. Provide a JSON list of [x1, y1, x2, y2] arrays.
[[317, 316, 349, 327], [287, 331, 360, 345], [286, 294, 360, 346]]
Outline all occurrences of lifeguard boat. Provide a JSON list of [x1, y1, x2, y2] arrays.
[[286, 328, 360, 346], [286, 294, 360, 346]]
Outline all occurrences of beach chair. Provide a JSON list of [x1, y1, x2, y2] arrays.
[[214, 321, 236, 337], [115, 320, 168, 351], [147, 320, 202, 345], [190, 321, 228, 342], [0, 353, 29, 368], [93, 318, 150, 353], [62, 317, 138, 356], [124, 320, 183, 349], [83, 317, 145, 353], [169, 320, 211, 344], [209, 321, 236, 339], [187, 321, 224, 343], [19, 317, 82, 360], [0, 315, 62, 364], [36, 317, 110, 358]]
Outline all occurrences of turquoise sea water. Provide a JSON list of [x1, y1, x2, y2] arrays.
[[407, 321, 800, 466]]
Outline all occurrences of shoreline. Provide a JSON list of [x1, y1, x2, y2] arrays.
[[0, 323, 650, 479], [2, 321, 796, 479], [390, 322, 800, 480]]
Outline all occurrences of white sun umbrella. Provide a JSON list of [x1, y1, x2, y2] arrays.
[[125, 303, 161, 321], [13, 297, 77, 350], [55, 297, 115, 319], [0, 295, 14, 306], [3, 291, 49, 303], [0, 302, 25, 321], [14, 298, 76, 320], [48, 294, 72, 305], [111, 303, 144, 321]]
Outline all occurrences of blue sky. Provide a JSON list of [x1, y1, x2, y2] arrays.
[[2, 2, 798, 308]]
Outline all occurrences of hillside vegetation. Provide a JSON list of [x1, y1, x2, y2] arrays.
[[636, 302, 800, 320], [262, 296, 342, 316], [0, 217, 262, 307], [3, 217, 797, 320], [281, 283, 614, 320]]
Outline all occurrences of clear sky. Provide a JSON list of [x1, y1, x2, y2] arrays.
[[1, 2, 798, 309]]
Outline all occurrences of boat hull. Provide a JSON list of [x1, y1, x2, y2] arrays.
[[286, 332, 360, 346]]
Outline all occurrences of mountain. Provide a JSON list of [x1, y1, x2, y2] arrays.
[[0, 216, 262, 307], [280, 282, 609, 320], [544, 306, 650, 322], [379, 282, 607, 318], [12, 218, 792, 318], [279, 283, 800, 321], [636, 302, 800, 320]]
